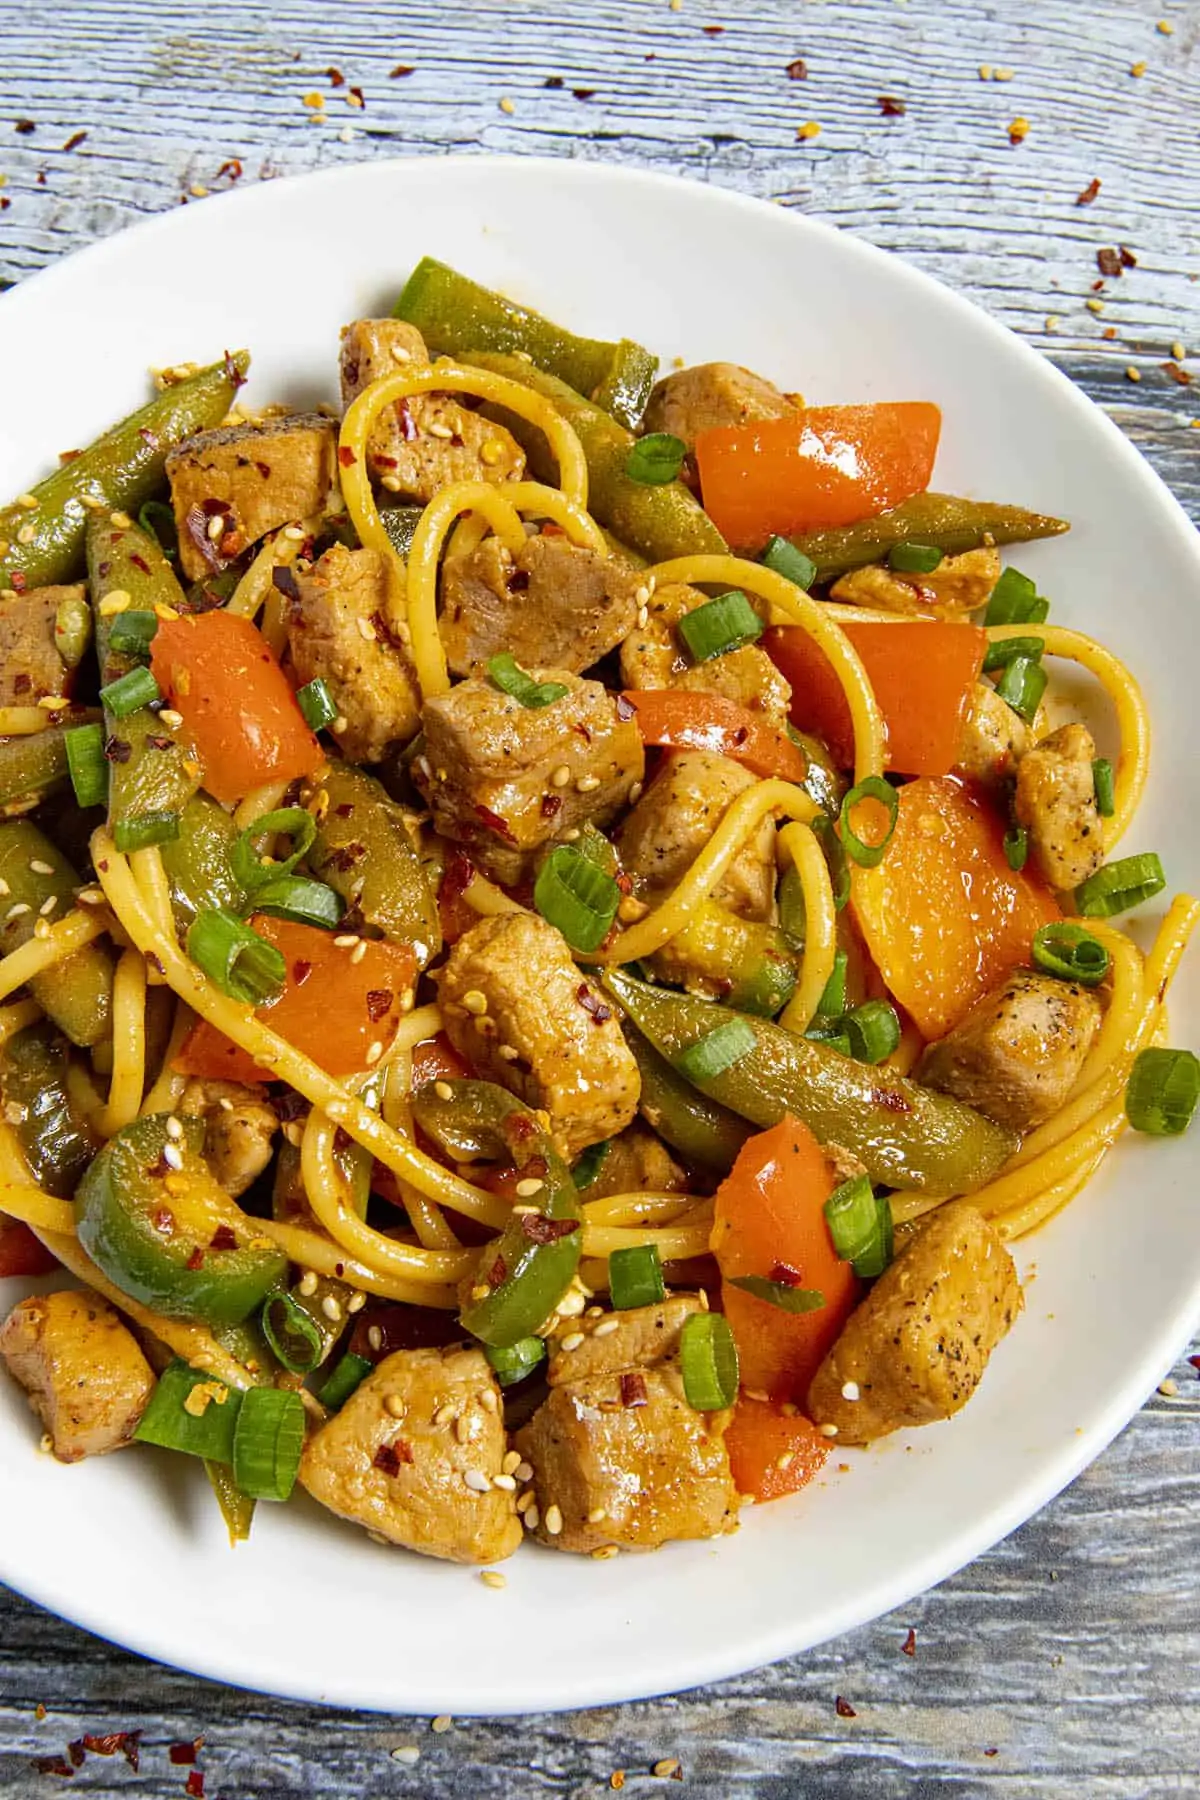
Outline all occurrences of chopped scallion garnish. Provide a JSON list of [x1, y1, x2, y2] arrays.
[[231, 1386, 306, 1502], [608, 1243, 665, 1311], [982, 634, 1044, 673], [888, 541, 943, 575], [1032, 922, 1110, 987], [99, 664, 161, 719], [1074, 852, 1166, 919], [138, 499, 179, 561], [1125, 1047, 1200, 1137], [187, 908, 287, 1005], [984, 566, 1050, 626], [134, 1359, 240, 1461], [839, 775, 899, 869], [815, 948, 849, 1019], [675, 1017, 757, 1081], [625, 432, 687, 485], [231, 806, 317, 894], [487, 653, 570, 710], [108, 608, 160, 660], [1003, 824, 1029, 872], [296, 677, 339, 731], [1092, 757, 1115, 818], [677, 590, 764, 664], [64, 722, 108, 809], [761, 535, 817, 590], [533, 845, 620, 954], [845, 999, 901, 1064], [113, 810, 181, 852], [824, 1176, 893, 1278], [261, 1293, 326, 1374], [679, 1310, 739, 1411], [485, 1336, 547, 1388], [317, 1351, 374, 1410], [251, 875, 344, 930], [994, 654, 1047, 723], [727, 1274, 825, 1313], [572, 1139, 611, 1191]]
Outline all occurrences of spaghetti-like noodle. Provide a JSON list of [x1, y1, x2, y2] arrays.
[[0, 908, 108, 1005], [777, 820, 838, 1035]]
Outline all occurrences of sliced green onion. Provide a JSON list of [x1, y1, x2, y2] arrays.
[[845, 999, 901, 1064], [994, 655, 1047, 724], [608, 1243, 665, 1310], [680, 1310, 739, 1411], [572, 1139, 610, 1191], [187, 908, 287, 1005], [854, 1195, 895, 1280], [727, 1274, 825, 1313], [839, 775, 899, 869], [815, 948, 848, 1018], [888, 541, 943, 575], [485, 1336, 547, 1388], [251, 876, 344, 930], [804, 1019, 852, 1057], [138, 498, 179, 561], [107, 608, 160, 660], [984, 566, 1049, 626], [626, 432, 687, 485], [1074, 852, 1166, 919], [1093, 757, 1115, 818], [64, 722, 108, 809], [231, 806, 317, 894], [487, 653, 569, 710], [317, 1351, 374, 1410], [675, 1017, 757, 1081], [982, 634, 1044, 673], [296, 677, 339, 731], [1125, 1047, 1200, 1137], [99, 665, 161, 719], [134, 1359, 241, 1461], [1003, 824, 1029, 872], [231, 1386, 306, 1502], [824, 1174, 878, 1261], [677, 590, 764, 663], [1032, 922, 1110, 987], [813, 813, 851, 910], [261, 1293, 325, 1374], [113, 810, 180, 852], [761, 535, 816, 590], [533, 845, 620, 954]]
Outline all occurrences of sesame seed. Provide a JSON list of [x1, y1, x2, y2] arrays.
[[37, 895, 57, 916], [1126, 366, 1142, 382], [16, 524, 35, 545], [463, 1469, 491, 1493], [636, 605, 649, 629], [390, 1747, 420, 1766], [76, 886, 105, 906], [6, 902, 28, 919], [516, 1489, 536, 1514], [426, 420, 455, 440], [776, 1452, 795, 1472], [339, 126, 356, 144], [544, 1503, 563, 1535], [434, 1402, 458, 1426], [818, 1423, 839, 1438], [480, 1569, 507, 1589], [560, 1331, 585, 1353], [501, 1450, 521, 1475], [385, 1393, 406, 1419], [367, 1325, 384, 1352], [492, 1472, 517, 1491], [557, 1288, 585, 1318], [523, 1503, 540, 1529], [1007, 116, 1030, 143], [165, 1114, 184, 1141], [1172, 342, 1187, 363], [587, 1506, 608, 1523], [480, 439, 507, 466], [206, 514, 226, 542], [435, 1080, 454, 1101], [33, 919, 51, 941], [593, 1317, 620, 1337], [1158, 17, 1174, 33], [454, 1412, 473, 1444], [334, 933, 360, 948], [514, 1176, 544, 1198], [1131, 59, 1147, 76], [992, 66, 1014, 80], [1086, 298, 1105, 316], [321, 1294, 343, 1323], [653, 1760, 682, 1779], [351, 941, 368, 964], [841, 1380, 861, 1402], [356, 615, 378, 642], [347, 1291, 366, 1313], [162, 1143, 184, 1171], [38, 695, 69, 711], [29, 859, 54, 876], [462, 989, 489, 1015], [743, 1387, 770, 1404], [497, 1043, 520, 1061], [796, 121, 821, 141], [430, 1715, 453, 1734], [1159, 1377, 1179, 1397], [551, 764, 572, 787], [297, 1270, 320, 1297], [576, 774, 601, 793], [16, 493, 38, 511], [365, 1040, 384, 1065], [478, 1387, 499, 1412], [591, 1545, 619, 1560], [628, 781, 644, 805], [499, 96, 516, 114]]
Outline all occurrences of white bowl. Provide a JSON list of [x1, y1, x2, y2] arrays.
[[1, 155, 1198, 1715]]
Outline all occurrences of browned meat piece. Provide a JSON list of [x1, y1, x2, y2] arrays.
[[416, 670, 643, 883], [516, 1295, 738, 1553], [286, 544, 421, 761], [918, 967, 1102, 1131], [299, 1344, 521, 1563], [168, 414, 337, 582], [180, 1079, 278, 1199], [440, 533, 640, 678], [642, 362, 796, 448], [807, 1201, 1022, 1444], [435, 911, 640, 1157], [615, 750, 776, 921], [577, 1123, 687, 1202], [955, 680, 1030, 788], [0, 1290, 154, 1462], [1014, 722, 1105, 891], [618, 580, 791, 728], [0, 584, 90, 705], [830, 548, 1001, 618], [339, 317, 525, 497]]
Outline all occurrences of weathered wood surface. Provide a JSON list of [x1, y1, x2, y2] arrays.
[[1, 0, 1199, 1792]]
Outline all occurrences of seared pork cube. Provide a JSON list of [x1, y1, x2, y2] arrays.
[[0, 1290, 155, 1462], [440, 534, 641, 678], [830, 548, 1001, 618], [417, 671, 643, 881], [1014, 722, 1105, 891], [339, 317, 525, 497], [642, 362, 796, 447], [516, 1295, 739, 1553], [619, 581, 791, 728], [955, 680, 1030, 789], [0, 584, 90, 705], [168, 414, 337, 582], [180, 1079, 278, 1199], [807, 1201, 1022, 1445], [287, 544, 421, 762], [435, 912, 640, 1157], [299, 1345, 521, 1563], [615, 750, 776, 921], [918, 967, 1102, 1132], [576, 1122, 687, 1202]]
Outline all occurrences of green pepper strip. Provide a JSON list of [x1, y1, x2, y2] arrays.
[[0, 817, 114, 1046], [158, 794, 247, 928], [308, 762, 442, 968], [0, 1023, 100, 1195], [788, 491, 1069, 587], [0, 711, 99, 809], [411, 1079, 581, 1347], [623, 1027, 751, 1172]]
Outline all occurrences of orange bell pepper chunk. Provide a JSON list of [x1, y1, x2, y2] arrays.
[[851, 776, 1059, 1039], [619, 689, 807, 784], [174, 916, 417, 1082], [694, 402, 942, 552], [724, 1396, 830, 1503], [711, 1115, 860, 1406], [411, 1033, 474, 1086], [763, 619, 987, 778], [151, 611, 324, 805]]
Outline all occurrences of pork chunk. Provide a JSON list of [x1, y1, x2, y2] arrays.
[[0, 584, 90, 705], [339, 317, 525, 498], [417, 671, 643, 883], [440, 534, 640, 678], [576, 1122, 687, 1203], [807, 1201, 1022, 1444], [516, 1296, 738, 1553], [299, 1345, 521, 1563], [1014, 721, 1105, 891], [642, 362, 796, 448], [435, 912, 640, 1157], [619, 581, 791, 728], [287, 544, 421, 761], [955, 680, 1030, 788], [918, 968, 1102, 1131], [830, 548, 1001, 619], [0, 1290, 154, 1461], [168, 414, 337, 582], [180, 1079, 278, 1199], [615, 750, 776, 921]]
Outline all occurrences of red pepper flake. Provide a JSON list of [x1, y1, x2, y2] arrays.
[[1097, 247, 1123, 278], [62, 130, 88, 151], [326, 66, 345, 86], [348, 86, 366, 108], [544, 75, 565, 88], [540, 793, 563, 821], [80, 1733, 136, 1760], [984, 1748, 999, 1758], [877, 95, 906, 116], [901, 1627, 917, 1656], [520, 1213, 580, 1245], [835, 1696, 857, 1718], [30, 1754, 73, 1776], [271, 563, 300, 603], [185, 1772, 205, 1799], [786, 57, 808, 79], [872, 1087, 913, 1115], [365, 988, 394, 1022], [572, 88, 597, 100], [488, 1253, 508, 1287], [15, 119, 36, 134], [0, 196, 10, 210], [1119, 245, 1138, 268], [130, 551, 150, 573], [1076, 176, 1101, 206], [768, 1261, 805, 1287], [210, 1225, 237, 1252], [292, 957, 313, 986], [473, 802, 518, 845], [338, 444, 358, 468], [373, 1439, 413, 1475], [216, 158, 243, 181], [1163, 361, 1193, 386], [223, 347, 247, 390], [169, 1740, 203, 1766], [66, 1743, 86, 1769], [1189, 1354, 1200, 1375], [186, 1245, 205, 1271], [10, 570, 27, 592], [703, 22, 725, 33], [620, 1370, 649, 1408], [397, 398, 419, 442], [576, 983, 613, 1025], [389, 64, 415, 78]]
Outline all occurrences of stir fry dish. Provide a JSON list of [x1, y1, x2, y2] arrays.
[[0, 259, 1196, 1565]]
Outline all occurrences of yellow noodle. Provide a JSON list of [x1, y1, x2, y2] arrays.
[[382, 1051, 461, 1253], [232, 780, 293, 833], [645, 555, 885, 783], [884, 1013, 925, 1079], [580, 1218, 715, 1261], [255, 1217, 459, 1309], [993, 1148, 1106, 1243], [140, 997, 196, 1117], [0, 998, 41, 1046], [93, 947, 147, 1138], [580, 1190, 704, 1228], [0, 708, 51, 736], [777, 819, 837, 1034], [0, 1181, 76, 1236], [598, 778, 820, 965], [0, 908, 108, 1005], [462, 869, 527, 918]]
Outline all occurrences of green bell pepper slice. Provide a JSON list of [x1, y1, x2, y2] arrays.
[[307, 762, 442, 968], [0, 1022, 100, 1195], [0, 711, 99, 809], [625, 1027, 751, 1173], [790, 491, 1069, 588], [158, 794, 246, 928], [0, 817, 114, 1046]]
